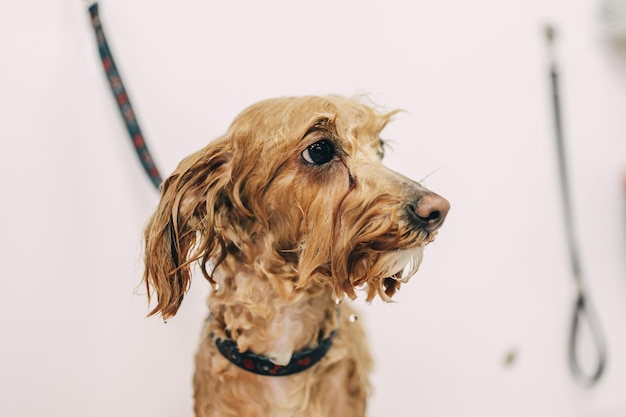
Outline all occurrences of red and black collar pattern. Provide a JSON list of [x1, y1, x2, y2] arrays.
[[213, 330, 337, 376]]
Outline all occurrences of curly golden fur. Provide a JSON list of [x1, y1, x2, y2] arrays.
[[143, 95, 449, 417]]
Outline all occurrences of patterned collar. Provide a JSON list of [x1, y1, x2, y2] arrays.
[[209, 304, 341, 377], [213, 330, 337, 376]]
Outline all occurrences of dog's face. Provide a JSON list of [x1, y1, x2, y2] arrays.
[[144, 96, 449, 319]]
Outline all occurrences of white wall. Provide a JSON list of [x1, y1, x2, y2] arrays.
[[2, 0, 626, 416]]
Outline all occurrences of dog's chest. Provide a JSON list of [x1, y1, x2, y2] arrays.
[[265, 377, 309, 416], [264, 307, 304, 365]]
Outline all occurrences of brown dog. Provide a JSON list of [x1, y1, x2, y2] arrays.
[[143, 95, 449, 417]]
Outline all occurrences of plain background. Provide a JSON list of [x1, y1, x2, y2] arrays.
[[1, 0, 626, 416]]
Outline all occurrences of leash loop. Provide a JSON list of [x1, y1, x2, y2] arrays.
[[568, 290, 607, 386]]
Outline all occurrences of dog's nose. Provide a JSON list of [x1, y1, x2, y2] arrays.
[[407, 194, 450, 232]]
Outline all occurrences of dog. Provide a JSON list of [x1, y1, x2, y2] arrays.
[[143, 95, 449, 417]]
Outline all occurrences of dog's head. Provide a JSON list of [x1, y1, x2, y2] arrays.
[[143, 96, 449, 319]]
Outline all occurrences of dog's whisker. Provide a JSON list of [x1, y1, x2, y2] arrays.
[[419, 167, 442, 184]]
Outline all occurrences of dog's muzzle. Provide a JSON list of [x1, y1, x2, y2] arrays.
[[406, 193, 450, 232]]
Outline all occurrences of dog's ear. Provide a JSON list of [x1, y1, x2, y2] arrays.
[[143, 138, 234, 320]]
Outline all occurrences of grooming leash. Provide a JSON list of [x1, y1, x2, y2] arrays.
[[86, 1, 163, 190], [84, 6, 341, 373], [544, 25, 608, 387]]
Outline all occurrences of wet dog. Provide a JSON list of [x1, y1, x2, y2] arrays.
[[143, 95, 449, 416]]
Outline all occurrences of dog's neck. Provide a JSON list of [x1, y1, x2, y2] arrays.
[[207, 264, 339, 368]]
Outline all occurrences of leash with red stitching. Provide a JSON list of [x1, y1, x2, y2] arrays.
[[86, 1, 163, 190], [84, 3, 342, 374]]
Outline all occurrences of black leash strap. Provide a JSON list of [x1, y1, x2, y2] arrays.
[[86, 1, 163, 190], [544, 25, 607, 387]]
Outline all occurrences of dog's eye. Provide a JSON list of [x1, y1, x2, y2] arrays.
[[302, 140, 335, 165]]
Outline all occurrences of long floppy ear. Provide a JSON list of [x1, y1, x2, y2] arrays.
[[143, 137, 232, 320]]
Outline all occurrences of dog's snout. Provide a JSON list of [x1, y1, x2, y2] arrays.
[[407, 194, 450, 232]]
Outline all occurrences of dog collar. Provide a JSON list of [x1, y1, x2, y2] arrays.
[[213, 330, 337, 376]]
